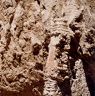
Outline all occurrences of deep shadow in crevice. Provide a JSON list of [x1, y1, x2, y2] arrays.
[[69, 59, 76, 79], [33, 43, 42, 55], [75, 13, 83, 23], [35, 62, 43, 71], [42, 34, 51, 52], [81, 55, 95, 96], [69, 33, 81, 79], [58, 79, 72, 96]]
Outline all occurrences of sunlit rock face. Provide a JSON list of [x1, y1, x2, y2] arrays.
[[0, 0, 95, 96]]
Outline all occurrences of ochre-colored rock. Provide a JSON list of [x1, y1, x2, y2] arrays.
[[0, 0, 95, 96]]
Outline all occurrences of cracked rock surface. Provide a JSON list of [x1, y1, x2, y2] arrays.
[[0, 0, 95, 96]]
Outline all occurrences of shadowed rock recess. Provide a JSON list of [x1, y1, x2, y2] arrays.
[[0, 0, 95, 96]]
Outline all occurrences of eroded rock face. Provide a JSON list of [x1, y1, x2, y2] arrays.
[[0, 0, 95, 96]]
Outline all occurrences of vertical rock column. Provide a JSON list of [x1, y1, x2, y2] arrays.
[[43, 27, 61, 95], [43, 17, 72, 96]]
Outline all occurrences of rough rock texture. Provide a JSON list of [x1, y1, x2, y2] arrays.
[[0, 0, 95, 96]]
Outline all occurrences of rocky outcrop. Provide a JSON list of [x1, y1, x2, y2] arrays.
[[0, 0, 95, 96]]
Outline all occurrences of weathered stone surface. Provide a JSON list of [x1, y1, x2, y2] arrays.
[[0, 0, 95, 96]]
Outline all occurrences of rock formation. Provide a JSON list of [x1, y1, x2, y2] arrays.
[[0, 0, 95, 96]]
